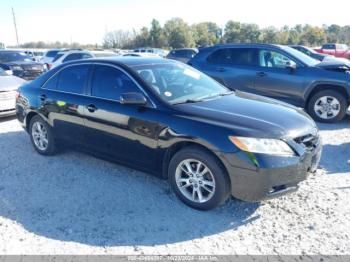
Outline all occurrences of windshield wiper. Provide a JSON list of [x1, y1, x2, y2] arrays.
[[172, 98, 205, 105], [172, 91, 234, 105], [218, 91, 234, 96]]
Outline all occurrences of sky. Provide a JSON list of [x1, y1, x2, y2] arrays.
[[1, 0, 350, 46]]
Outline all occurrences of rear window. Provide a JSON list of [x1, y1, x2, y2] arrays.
[[63, 53, 92, 63], [322, 44, 335, 49], [207, 48, 257, 66], [46, 50, 59, 58], [52, 53, 64, 62]]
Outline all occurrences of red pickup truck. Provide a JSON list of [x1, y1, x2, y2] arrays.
[[314, 43, 350, 59]]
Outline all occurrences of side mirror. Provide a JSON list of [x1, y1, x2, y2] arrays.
[[120, 92, 147, 106], [285, 60, 297, 72]]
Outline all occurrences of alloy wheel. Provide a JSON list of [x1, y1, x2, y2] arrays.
[[31, 122, 49, 151], [175, 159, 216, 203]]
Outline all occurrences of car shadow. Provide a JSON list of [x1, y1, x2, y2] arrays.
[[317, 114, 350, 131], [0, 115, 17, 123], [319, 143, 350, 174], [0, 130, 260, 247]]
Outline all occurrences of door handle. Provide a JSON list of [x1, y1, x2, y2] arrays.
[[256, 72, 267, 77], [86, 104, 97, 113], [39, 94, 46, 101], [216, 67, 226, 72]]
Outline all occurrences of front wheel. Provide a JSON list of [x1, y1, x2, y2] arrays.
[[307, 90, 348, 123], [168, 147, 231, 210]]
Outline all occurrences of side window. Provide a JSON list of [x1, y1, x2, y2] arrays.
[[323, 44, 335, 50], [82, 53, 93, 59], [57, 65, 89, 94], [91, 65, 140, 101], [62, 53, 91, 63], [207, 48, 257, 66], [258, 50, 294, 68], [43, 74, 59, 90]]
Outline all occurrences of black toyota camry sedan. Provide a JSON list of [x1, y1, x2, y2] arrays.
[[16, 57, 322, 210]]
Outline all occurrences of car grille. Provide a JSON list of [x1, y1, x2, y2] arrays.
[[0, 91, 16, 101], [294, 131, 319, 150], [22, 65, 43, 71]]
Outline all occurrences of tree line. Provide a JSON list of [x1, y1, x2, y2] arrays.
[[103, 18, 350, 49], [17, 18, 350, 50]]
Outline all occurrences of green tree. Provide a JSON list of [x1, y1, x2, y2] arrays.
[[149, 19, 167, 48], [223, 21, 241, 43], [164, 18, 195, 48], [192, 22, 220, 46]]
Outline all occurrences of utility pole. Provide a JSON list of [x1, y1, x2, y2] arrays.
[[12, 7, 19, 47]]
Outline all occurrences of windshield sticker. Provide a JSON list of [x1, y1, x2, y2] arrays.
[[164, 91, 172, 97], [183, 68, 200, 80]]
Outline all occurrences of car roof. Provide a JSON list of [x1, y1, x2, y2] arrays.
[[0, 50, 26, 53], [64, 57, 174, 67], [204, 43, 284, 50], [96, 57, 173, 66], [58, 50, 91, 55]]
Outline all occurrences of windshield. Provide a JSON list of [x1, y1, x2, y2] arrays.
[[133, 62, 231, 105], [281, 46, 319, 66], [302, 46, 318, 54], [0, 52, 33, 62]]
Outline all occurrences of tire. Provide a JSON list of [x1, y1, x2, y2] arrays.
[[29, 115, 57, 155], [168, 146, 231, 210], [307, 90, 348, 123]]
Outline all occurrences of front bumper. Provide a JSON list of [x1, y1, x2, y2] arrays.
[[0, 91, 16, 117], [220, 138, 322, 202]]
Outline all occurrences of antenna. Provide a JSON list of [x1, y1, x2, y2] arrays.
[[12, 7, 19, 47]]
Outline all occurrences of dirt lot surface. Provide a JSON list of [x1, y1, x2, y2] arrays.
[[0, 116, 349, 255]]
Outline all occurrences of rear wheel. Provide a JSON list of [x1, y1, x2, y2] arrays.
[[307, 90, 348, 123], [29, 115, 57, 155], [168, 146, 230, 210]]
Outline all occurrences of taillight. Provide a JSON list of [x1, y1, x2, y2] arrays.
[[16, 91, 20, 99], [48, 64, 52, 69]]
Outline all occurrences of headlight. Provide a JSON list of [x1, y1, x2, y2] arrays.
[[229, 136, 295, 156], [10, 65, 23, 71]]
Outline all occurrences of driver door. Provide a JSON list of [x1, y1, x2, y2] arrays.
[[82, 64, 161, 171]]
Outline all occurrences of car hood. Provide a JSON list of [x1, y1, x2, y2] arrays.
[[316, 59, 350, 72], [174, 92, 317, 139], [0, 75, 26, 91]]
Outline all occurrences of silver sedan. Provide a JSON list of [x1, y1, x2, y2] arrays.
[[0, 68, 26, 117]]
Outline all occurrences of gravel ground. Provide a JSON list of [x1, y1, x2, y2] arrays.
[[0, 115, 349, 255]]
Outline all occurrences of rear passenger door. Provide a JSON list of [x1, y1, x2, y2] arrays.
[[83, 64, 161, 171], [203, 48, 258, 92], [39, 64, 92, 144]]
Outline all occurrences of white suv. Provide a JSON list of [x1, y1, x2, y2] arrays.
[[50, 50, 93, 69]]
